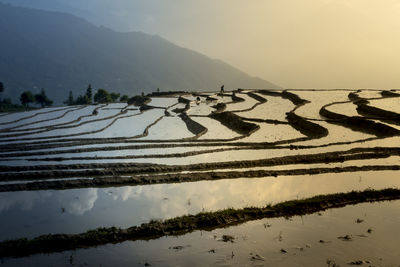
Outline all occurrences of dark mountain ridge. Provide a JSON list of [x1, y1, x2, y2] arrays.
[[0, 3, 279, 103]]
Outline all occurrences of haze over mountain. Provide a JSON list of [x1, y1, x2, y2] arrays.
[[0, 3, 279, 103]]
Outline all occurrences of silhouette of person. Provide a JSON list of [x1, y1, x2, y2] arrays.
[[220, 85, 224, 93]]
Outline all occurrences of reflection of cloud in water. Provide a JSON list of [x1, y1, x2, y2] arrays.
[[0, 191, 52, 212], [0, 189, 98, 216], [105, 172, 400, 221], [62, 189, 98, 216]]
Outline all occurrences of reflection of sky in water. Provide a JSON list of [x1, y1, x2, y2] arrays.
[[3, 200, 400, 267], [239, 96, 294, 121], [1, 171, 399, 241]]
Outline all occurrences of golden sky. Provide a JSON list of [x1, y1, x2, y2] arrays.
[[135, 0, 400, 88], [5, 0, 400, 88]]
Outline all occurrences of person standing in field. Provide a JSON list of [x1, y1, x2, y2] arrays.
[[220, 85, 224, 93]]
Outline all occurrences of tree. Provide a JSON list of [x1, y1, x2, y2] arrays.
[[85, 84, 92, 104], [110, 92, 120, 102], [0, 82, 4, 101], [94, 89, 112, 103], [35, 89, 53, 108], [20, 91, 35, 107], [75, 95, 88, 105], [64, 91, 75, 105], [1, 98, 11, 105], [120, 95, 129, 102]]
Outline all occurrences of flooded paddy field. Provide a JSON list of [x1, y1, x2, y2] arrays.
[[1, 89, 400, 265]]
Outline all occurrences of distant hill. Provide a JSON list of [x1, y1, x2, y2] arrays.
[[0, 3, 279, 103]]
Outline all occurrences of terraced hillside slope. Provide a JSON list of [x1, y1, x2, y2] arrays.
[[1, 89, 400, 266]]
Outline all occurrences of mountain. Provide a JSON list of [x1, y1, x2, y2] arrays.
[[0, 3, 279, 103]]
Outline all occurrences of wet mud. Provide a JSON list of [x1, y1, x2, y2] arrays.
[[208, 112, 259, 135]]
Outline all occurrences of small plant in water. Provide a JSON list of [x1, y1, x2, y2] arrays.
[[221, 235, 235, 243]]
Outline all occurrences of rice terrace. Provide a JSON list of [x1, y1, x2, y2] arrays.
[[1, 88, 400, 266]]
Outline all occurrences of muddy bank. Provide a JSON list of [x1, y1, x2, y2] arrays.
[[257, 90, 308, 106], [2, 145, 399, 173], [0, 133, 308, 155], [178, 113, 207, 136], [147, 91, 187, 97], [0, 110, 145, 141], [231, 94, 245, 102], [356, 103, 400, 122], [241, 117, 288, 125], [0, 106, 73, 126], [2, 164, 400, 192], [1, 147, 400, 188], [381, 90, 400, 98], [229, 92, 268, 113], [282, 90, 308, 105], [178, 96, 192, 104], [0, 106, 88, 133], [320, 105, 400, 137], [286, 112, 328, 138], [247, 92, 267, 103], [1, 188, 399, 258], [348, 92, 361, 101], [208, 112, 259, 135]]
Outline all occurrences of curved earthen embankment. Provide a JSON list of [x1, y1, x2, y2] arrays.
[[208, 112, 259, 135], [1, 146, 399, 185], [231, 93, 245, 102], [255, 89, 327, 138], [0, 106, 88, 132], [206, 96, 219, 102], [0, 106, 73, 126], [241, 117, 288, 125], [320, 104, 400, 137], [247, 92, 267, 103], [356, 103, 400, 123], [0, 188, 399, 258], [229, 92, 267, 113], [178, 96, 192, 104], [2, 164, 400, 192], [381, 90, 400, 98], [258, 90, 308, 106], [348, 92, 362, 101], [0, 99, 178, 143], [0, 111, 150, 141], [286, 112, 328, 138], [147, 91, 188, 97], [178, 113, 208, 137]]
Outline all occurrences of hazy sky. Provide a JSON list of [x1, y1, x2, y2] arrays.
[[5, 0, 400, 88]]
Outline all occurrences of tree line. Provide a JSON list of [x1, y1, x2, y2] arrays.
[[64, 84, 129, 105], [0, 81, 149, 112]]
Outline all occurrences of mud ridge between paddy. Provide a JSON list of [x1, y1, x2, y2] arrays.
[[0, 110, 164, 142], [356, 102, 400, 125], [320, 102, 400, 137], [2, 164, 400, 192], [0, 106, 74, 126], [178, 113, 207, 138], [0, 105, 89, 132], [227, 92, 267, 113], [208, 112, 259, 135], [1, 147, 400, 187], [0, 109, 139, 140], [0, 188, 399, 258]]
